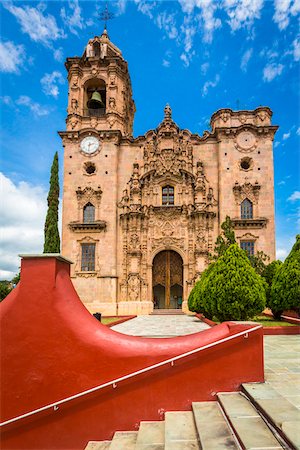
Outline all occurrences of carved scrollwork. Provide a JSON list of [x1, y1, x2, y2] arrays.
[[233, 180, 261, 204]]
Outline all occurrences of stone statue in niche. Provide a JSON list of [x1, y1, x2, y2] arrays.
[[109, 97, 116, 109], [71, 98, 78, 112]]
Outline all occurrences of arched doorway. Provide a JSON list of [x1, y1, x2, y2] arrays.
[[152, 250, 183, 309]]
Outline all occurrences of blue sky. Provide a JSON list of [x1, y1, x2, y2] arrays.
[[0, 0, 299, 279]]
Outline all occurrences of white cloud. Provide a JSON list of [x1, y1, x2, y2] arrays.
[[278, 180, 286, 186], [201, 62, 209, 74], [53, 47, 64, 62], [223, 0, 264, 31], [16, 95, 50, 117], [135, 0, 155, 19], [276, 247, 288, 260], [283, 131, 291, 140], [178, 0, 221, 42], [273, 0, 300, 30], [0, 41, 26, 73], [0, 173, 48, 280], [263, 62, 284, 82], [115, 0, 127, 15], [60, 0, 84, 35], [292, 37, 300, 61], [202, 74, 220, 96], [274, 141, 280, 148], [240, 48, 253, 72], [4, 3, 65, 46], [297, 127, 300, 135], [288, 191, 300, 201], [41, 71, 64, 98], [157, 12, 178, 39], [0, 96, 13, 106]]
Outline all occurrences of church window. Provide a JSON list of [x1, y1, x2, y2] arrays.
[[162, 186, 174, 205], [240, 241, 254, 256], [81, 244, 95, 271], [241, 198, 253, 219], [83, 203, 95, 223]]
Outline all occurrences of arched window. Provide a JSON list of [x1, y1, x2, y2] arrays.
[[162, 186, 174, 205], [83, 203, 95, 223], [241, 198, 253, 219]]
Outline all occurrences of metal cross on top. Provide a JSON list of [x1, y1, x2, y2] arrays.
[[99, 2, 115, 31]]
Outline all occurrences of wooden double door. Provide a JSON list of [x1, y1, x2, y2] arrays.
[[152, 250, 183, 309]]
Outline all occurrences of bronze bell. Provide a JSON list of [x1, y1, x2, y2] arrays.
[[87, 91, 105, 109]]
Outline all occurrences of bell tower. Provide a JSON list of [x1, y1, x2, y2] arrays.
[[59, 30, 136, 314], [64, 29, 135, 134]]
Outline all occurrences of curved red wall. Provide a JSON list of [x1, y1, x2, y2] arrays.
[[0, 255, 264, 450]]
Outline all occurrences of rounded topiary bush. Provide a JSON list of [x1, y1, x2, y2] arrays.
[[191, 263, 216, 319], [270, 235, 300, 319], [200, 244, 266, 322]]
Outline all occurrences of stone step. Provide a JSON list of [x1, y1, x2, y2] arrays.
[[218, 392, 284, 449], [242, 382, 300, 449], [192, 401, 239, 450], [151, 309, 184, 315], [84, 441, 111, 449], [135, 421, 165, 449], [109, 431, 138, 450], [164, 411, 200, 449]]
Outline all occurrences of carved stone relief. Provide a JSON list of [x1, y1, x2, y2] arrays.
[[233, 180, 261, 204]]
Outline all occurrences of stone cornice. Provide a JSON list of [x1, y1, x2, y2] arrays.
[[214, 124, 279, 139], [58, 128, 122, 143], [69, 221, 107, 232], [232, 218, 268, 229]]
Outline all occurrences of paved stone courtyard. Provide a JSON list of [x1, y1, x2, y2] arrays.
[[112, 316, 300, 410], [111, 314, 210, 337]]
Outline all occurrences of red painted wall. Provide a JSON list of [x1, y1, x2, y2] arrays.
[[0, 256, 264, 450]]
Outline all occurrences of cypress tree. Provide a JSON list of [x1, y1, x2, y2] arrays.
[[201, 244, 266, 321], [43, 152, 60, 253], [270, 235, 300, 319]]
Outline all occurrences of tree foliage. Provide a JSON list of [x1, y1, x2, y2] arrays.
[[212, 216, 236, 260], [195, 244, 266, 321], [262, 260, 282, 307], [270, 235, 300, 319], [43, 152, 60, 253], [0, 282, 11, 302], [248, 251, 270, 275]]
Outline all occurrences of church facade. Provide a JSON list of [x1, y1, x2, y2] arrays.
[[60, 31, 278, 315]]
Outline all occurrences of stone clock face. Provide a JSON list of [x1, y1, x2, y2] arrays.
[[80, 136, 100, 154], [236, 131, 256, 151]]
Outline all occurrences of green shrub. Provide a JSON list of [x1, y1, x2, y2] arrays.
[[262, 260, 282, 307], [200, 244, 266, 321], [188, 285, 197, 312], [0, 282, 11, 302], [270, 235, 300, 319], [191, 263, 216, 319]]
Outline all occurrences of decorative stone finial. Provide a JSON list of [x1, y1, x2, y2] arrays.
[[164, 103, 172, 120]]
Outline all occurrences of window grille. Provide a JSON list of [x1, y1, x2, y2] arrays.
[[83, 203, 95, 223], [162, 186, 174, 205], [240, 241, 255, 256], [241, 198, 253, 219], [81, 244, 96, 271]]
